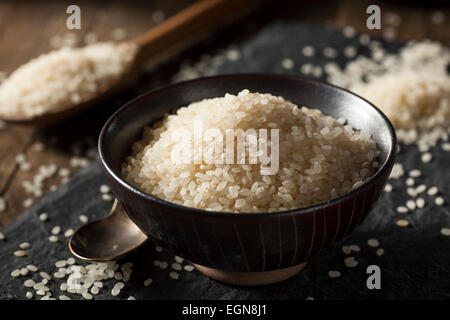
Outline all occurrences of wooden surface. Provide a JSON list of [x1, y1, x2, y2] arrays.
[[0, 0, 449, 227]]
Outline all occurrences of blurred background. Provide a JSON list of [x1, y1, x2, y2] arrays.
[[0, 0, 449, 227]]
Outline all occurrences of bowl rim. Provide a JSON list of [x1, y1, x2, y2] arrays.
[[98, 73, 397, 218]]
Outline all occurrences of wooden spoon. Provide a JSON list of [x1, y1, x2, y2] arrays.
[[0, 0, 266, 126]]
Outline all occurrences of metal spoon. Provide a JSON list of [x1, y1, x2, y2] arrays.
[[69, 199, 147, 261]]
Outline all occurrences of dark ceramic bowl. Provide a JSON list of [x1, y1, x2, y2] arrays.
[[99, 74, 396, 285]]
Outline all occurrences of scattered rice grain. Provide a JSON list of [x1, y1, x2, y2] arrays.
[[396, 219, 409, 227], [14, 250, 26, 257], [328, 270, 341, 278], [367, 238, 379, 247], [144, 278, 153, 286], [183, 265, 194, 272], [435, 196, 444, 206], [396, 206, 408, 213]]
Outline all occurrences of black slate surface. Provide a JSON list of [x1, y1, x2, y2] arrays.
[[1, 22, 449, 300]]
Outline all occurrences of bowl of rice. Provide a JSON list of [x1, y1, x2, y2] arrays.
[[99, 74, 396, 285]]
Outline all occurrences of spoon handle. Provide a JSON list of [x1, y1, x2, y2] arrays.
[[131, 0, 264, 69]]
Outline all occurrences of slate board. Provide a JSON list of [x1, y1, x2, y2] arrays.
[[1, 22, 449, 300]]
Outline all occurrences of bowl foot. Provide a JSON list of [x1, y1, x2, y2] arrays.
[[194, 262, 307, 286]]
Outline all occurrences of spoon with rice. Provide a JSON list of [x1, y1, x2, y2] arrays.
[[0, 0, 262, 125]]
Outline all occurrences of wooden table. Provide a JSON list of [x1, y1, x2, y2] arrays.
[[0, 0, 449, 227]]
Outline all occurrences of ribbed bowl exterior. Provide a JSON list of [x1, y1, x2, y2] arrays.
[[107, 161, 391, 272]]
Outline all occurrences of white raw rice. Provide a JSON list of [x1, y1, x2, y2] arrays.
[[0, 42, 137, 119], [442, 142, 450, 151], [427, 186, 439, 196], [122, 90, 379, 213], [143, 278, 153, 286], [407, 187, 417, 198], [64, 229, 74, 237], [327, 40, 450, 149], [11, 269, 21, 277], [51, 226, 61, 235], [19, 242, 31, 249], [367, 238, 380, 247], [406, 200, 416, 210], [396, 206, 408, 213], [23, 198, 33, 208], [341, 246, 352, 255], [421, 152, 432, 163], [183, 265, 195, 272], [20, 268, 29, 276], [389, 163, 404, 179], [302, 46, 315, 57], [409, 169, 421, 177], [343, 46, 357, 58], [111, 288, 120, 296], [102, 194, 113, 202], [415, 184, 427, 194], [174, 256, 184, 263], [14, 250, 26, 257], [406, 178, 414, 186], [226, 49, 241, 61], [396, 219, 409, 227], [40, 272, 51, 280], [328, 270, 341, 278], [24, 279, 35, 287], [435, 196, 444, 206], [416, 198, 425, 208], [281, 58, 294, 70], [300, 63, 314, 75], [100, 184, 110, 193], [323, 47, 338, 58], [171, 263, 182, 271], [26, 265, 38, 272], [344, 256, 358, 268], [342, 26, 356, 38]]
